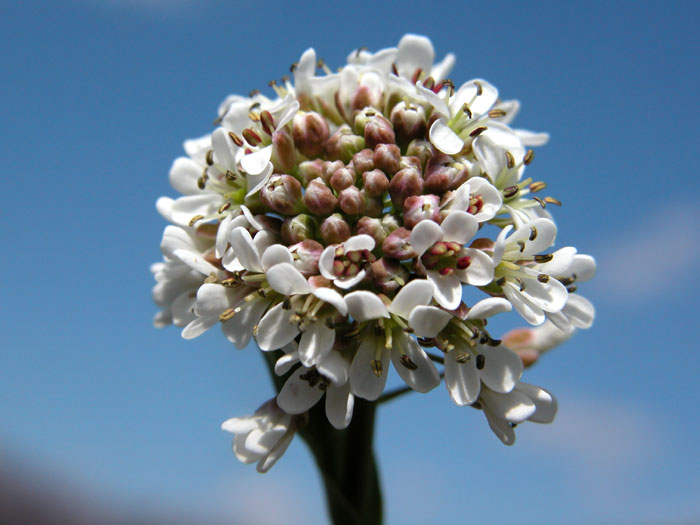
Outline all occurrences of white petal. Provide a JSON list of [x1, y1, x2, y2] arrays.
[[503, 282, 545, 325], [467, 176, 502, 222], [261, 244, 294, 271], [444, 351, 480, 406], [257, 432, 293, 473], [459, 248, 494, 286], [255, 303, 299, 351], [415, 82, 449, 117], [170, 194, 221, 228], [266, 263, 311, 295], [492, 225, 513, 265], [318, 246, 337, 280], [173, 248, 219, 276], [311, 286, 348, 316], [391, 332, 440, 393], [408, 306, 452, 337], [350, 335, 390, 401], [317, 350, 348, 386], [325, 383, 354, 430], [515, 128, 550, 146], [479, 346, 523, 394], [343, 234, 375, 252], [275, 353, 300, 376], [169, 157, 202, 195], [562, 294, 595, 329], [466, 79, 498, 116], [484, 410, 516, 446], [516, 383, 557, 424], [504, 219, 558, 258], [335, 270, 367, 290], [466, 297, 512, 319], [519, 273, 568, 313], [193, 283, 229, 317], [396, 34, 434, 79], [222, 298, 271, 349], [567, 254, 597, 282], [156, 196, 173, 222], [246, 162, 274, 197], [211, 127, 236, 169], [229, 227, 262, 272], [298, 321, 335, 367], [482, 388, 536, 424], [535, 246, 577, 276], [241, 145, 272, 175], [473, 135, 507, 180], [388, 279, 434, 318], [441, 211, 478, 244], [277, 368, 324, 414], [431, 52, 455, 82], [427, 271, 462, 310], [221, 416, 257, 434], [429, 119, 463, 155], [345, 291, 390, 322], [181, 316, 217, 339], [410, 219, 443, 257]]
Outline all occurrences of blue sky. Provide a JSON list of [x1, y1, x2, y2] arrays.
[[1, 1, 698, 523]]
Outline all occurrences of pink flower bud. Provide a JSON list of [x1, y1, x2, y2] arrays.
[[351, 149, 375, 176], [364, 115, 396, 150], [293, 111, 329, 158], [355, 216, 387, 245], [289, 239, 323, 275], [400, 155, 422, 172], [297, 159, 324, 186], [370, 258, 409, 294], [424, 154, 469, 193], [304, 177, 338, 215], [260, 174, 304, 215], [324, 124, 365, 163], [403, 194, 441, 229], [320, 214, 351, 244], [390, 101, 427, 147], [388, 167, 424, 209], [362, 169, 390, 197], [351, 85, 382, 113], [405, 139, 434, 170], [373, 144, 401, 175], [330, 167, 356, 192], [271, 128, 296, 173], [322, 160, 345, 185], [281, 214, 316, 244], [338, 186, 365, 216], [381, 227, 416, 260]]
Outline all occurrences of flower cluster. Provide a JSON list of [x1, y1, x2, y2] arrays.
[[151, 35, 595, 469]]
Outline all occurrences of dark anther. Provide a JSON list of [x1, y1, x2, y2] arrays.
[[476, 354, 485, 369]]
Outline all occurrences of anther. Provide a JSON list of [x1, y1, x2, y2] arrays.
[[455, 352, 471, 363], [558, 276, 575, 286], [204, 274, 218, 284], [228, 132, 244, 147], [282, 297, 292, 310], [534, 253, 553, 263], [529, 227, 538, 241], [371, 359, 383, 378], [544, 196, 562, 206], [505, 151, 515, 169], [188, 215, 204, 227], [324, 318, 335, 329], [290, 63, 297, 73], [219, 308, 236, 322], [218, 202, 231, 214], [523, 150, 535, 165], [476, 354, 485, 369], [197, 176, 206, 190], [242, 128, 262, 147], [462, 103, 472, 118], [517, 240, 526, 252], [495, 277, 506, 286], [257, 288, 267, 297], [474, 81, 483, 96], [391, 62, 398, 76], [537, 273, 550, 283], [205, 150, 214, 166], [248, 89, 260, 97], [517, 279, 526, 292], [533, 196, 546, 208], [529, 181, 547, 192], [469, 126, 487, 137], [503, 185, 519, 198], [567, 285, 577, 293], [399, 355, 418, 370], [225, 170, 237, 181], [487, 337, 501, 347], [488, 109, 506, 118], [221, 278, 236, 287], [260, 110, 275, 136]]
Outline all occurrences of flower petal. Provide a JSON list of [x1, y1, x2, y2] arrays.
[[408, 305, 452, 337], [266, 263, 311, 295], [261, 244, 294, 272], [479, 345, 524, 394], [459, 248, 494, 286], [410, 219, 443, 257], [562, 294, 595, 329], [466, 297, 512, 319], [318, 246, 337, 280], [429, 119, 463, 155], [516, 383, 557, 424], [241, 145, 272, 176], [391, 332, 440, 393], [255, 302, 300, 351], [277, 368, 324, 415], [335, 270, 367, 290], [350, 334, 390, 401], [222, 297, 272, 349], [229, 227, 263, 273], [325, 382, 354, 430], [388, 279, 434, 318], [169, 157, 202, 195], [311, 286, 348, 316], [427, 270, 462, 310], [345, 291, 390, 322], [444, 351, 480, 406], [395, 34, 434, 79], [503, 282, 545, 325], [441, 211, 478, 244], [298, 321, 335, 367], [343, 234, 375, 252]]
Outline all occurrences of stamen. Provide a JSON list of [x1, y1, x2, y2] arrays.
[[529, 227, 538, 241], [474, 81, 483, 96], [505, 151, 515, 169], [529, 181, 547, 192], [532, 196, 546, 208], [242, 128, 262, 147], [534, 253, 553, 263], [462, 103, 472, 119], [260, 110, 275, 136], [371, 359, 383, 377], [218, 202, 231, 214], [399, 355, 418, 370], [205, 150, 214, 166], [188, 215, 204, 227], [228, 132, 244, 147], [469, 126, 487, 137], [476, 354, 485, 369], [455, 352, 471, 363], [544, 196, 562, 206], [503, 185, 519, 198], [219, 308, 236, 322], [225, 170, 237, 181], [537, 273, 550, 283], [523, 150, 535, 165], [488, 109, 506, 118]]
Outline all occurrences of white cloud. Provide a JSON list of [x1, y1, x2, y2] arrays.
[[595, 204, 700, 299]]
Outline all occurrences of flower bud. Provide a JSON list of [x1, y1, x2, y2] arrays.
[[281, 214, 316, 244], [362, 169, 390, 197], [355, 216, 386, 245], [388, 167, 424, 209], [324, 124, 365, 163], [390, 101, 427, 147], [351, 85, 382, 113], [271, 128, 296, 174], [381, 227, 416, 260], [363, 191, 384, 218], [297, 159, 324, 186], [363, 114, 396, 150], [424, 153, 470, 193], [400, 155, 422, 172], [330, 167, 356, 192], [381, 214, 400, 234], [338, 186, 365, 216], [260, 174, 304, 215], [322, 160, 345, 185], [293, 111, 330, 158], [320, 214, 351, 244], [403, 194, 441, 229], [351, 149, 375, 176], [370, 258, 409, 294], [373, 144, 401, 175], [289, 239, 323, 275], [405, 139, 433, 170], [304, 177, 338, 215]]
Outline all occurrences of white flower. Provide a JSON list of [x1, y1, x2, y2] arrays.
[[221, 399, 298, 473], [410, 212, 494, 309], [441, 176, 502, 223], [318, 234, 376, 290]]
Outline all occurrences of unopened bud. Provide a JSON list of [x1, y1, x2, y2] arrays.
[[304, 177, 338, 215], [355, 216, 388, 245], [424, 153, 469, 193], [405, 140, 433, 170], [390, 101, 427, 147], [403, 194, 441, 229], [321, 160, 345, 185], [260, 174, 303, 215], [289, 239, 323, 275], [281, 214, 316, 244], [373, 143, 401, 175], [351, 149, 375, 176], [330, 167, 356, 192], [297, 159, 324, 186], [324, 124, 365, 163], [370, 257, 409, 294], [388, 167, 424, 209], [293, 111, 330, 158], [363, 114, 396, 149], [338, 186, 366, 216], [271, 128, 296, 173], [351, 85, 382, 113], [362, 169, 390, 197], [382, 227, 417, 260], [380, 214, 400, 234], [320, 214, 351, 244]]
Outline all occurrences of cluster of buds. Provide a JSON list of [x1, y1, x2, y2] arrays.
[[152, 34, 595, 470]]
